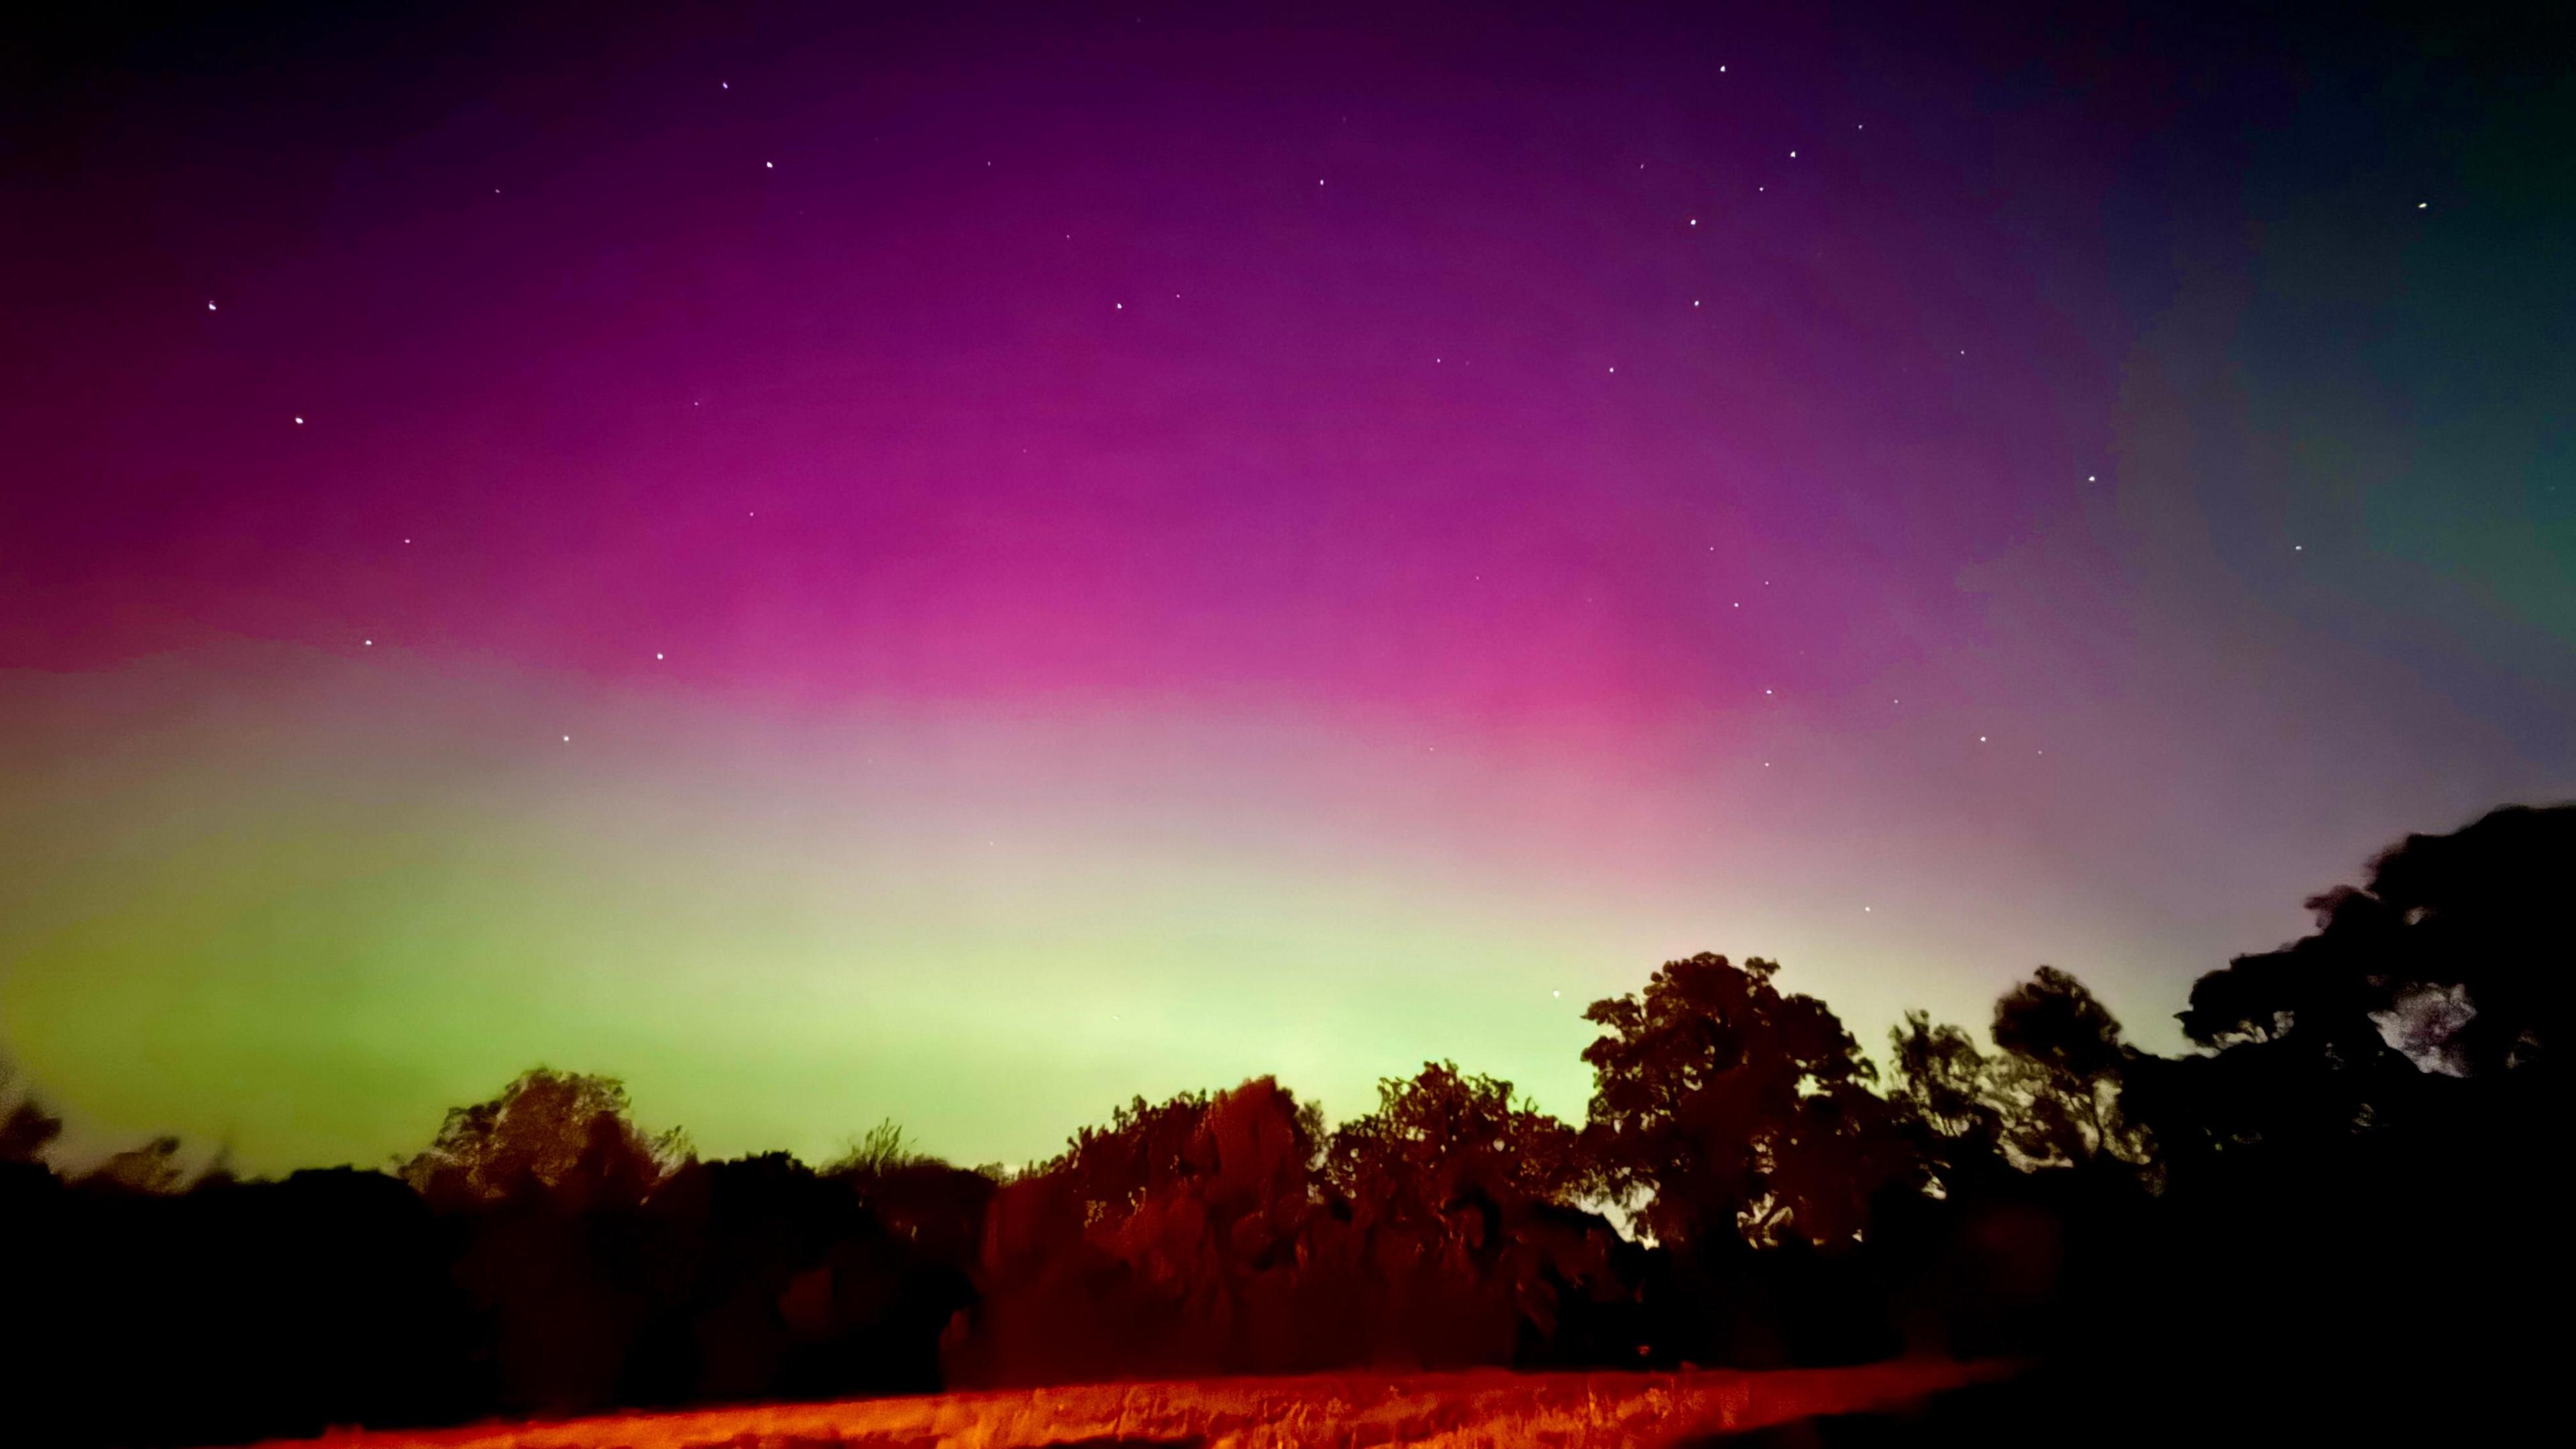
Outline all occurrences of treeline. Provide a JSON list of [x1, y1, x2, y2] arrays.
[[0, 804, 2563, 1446]]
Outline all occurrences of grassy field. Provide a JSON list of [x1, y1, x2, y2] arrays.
[[258, 1360, 2015, 1448]]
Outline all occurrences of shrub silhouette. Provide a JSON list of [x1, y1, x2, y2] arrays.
[[0, 1057, 64, 1165]]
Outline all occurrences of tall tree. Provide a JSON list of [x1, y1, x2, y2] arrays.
[[1884, 1010, 2005, 1180], [1987, 967, 2152, 1172], [1580, 954, 1915, 1250], [1322, 1063, 1599, 1362]]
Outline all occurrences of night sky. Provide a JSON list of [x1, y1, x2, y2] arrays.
[[4, 1, 2569, 1176]]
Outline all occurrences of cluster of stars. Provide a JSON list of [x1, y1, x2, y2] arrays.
[[210, 60, 2229, 789], [117, 18, 2489, 1076]]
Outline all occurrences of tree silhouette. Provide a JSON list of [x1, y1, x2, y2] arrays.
[[1323, 1060, 1580, 1213], [3, 801, 2566, 1443], [1041, 1088, 1212, 1226], [401, 1067, 690, 1210], [1986, 968, 2151, 1173], [1884, 1012, 2003, 1171], [1319, 1062, 1609, 1364], [959, 1077, 1342, 1383], [2183, 804, 2569, 1081], [2151, 806, 2573, 1167], [1580, 955, 1915, 1250]]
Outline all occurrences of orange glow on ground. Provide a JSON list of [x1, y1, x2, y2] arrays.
[[252, 1362, 2016, 1448]]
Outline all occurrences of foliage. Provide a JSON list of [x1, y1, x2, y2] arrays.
[[1985, 967, 2153, 1174], [399, 1067, 692, 1210], [1885, 1011, 2002, 1158], [1580, 955, 1917, 1250], [1323, 1060, 1582, 1212], [1, 803, 2565, 1444], [1037, 1087, 1219, 1224], [824, 1118, 924, 1179], [2150, 804, 2570, 1169]]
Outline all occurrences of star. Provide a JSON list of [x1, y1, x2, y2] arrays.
[[1978, 735, 1988, 743], [364, 639, 372, 646], [561, 735, 571, 743], [655, 652, 665, 660], [1115, 302, 1123, 309], [1552, 989, 1561, 998], [1788, 150, 1797, 158], [1689, 217, 1698, 226], [206, 301, 217, 311], [2294, 543, 2304, 551], [293, 416, 305, 425], [765, 161, 774, 168], [2416, 201, 2427, 209]]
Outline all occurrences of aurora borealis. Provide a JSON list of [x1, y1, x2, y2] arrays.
[[4, 1, 2569, 1177]]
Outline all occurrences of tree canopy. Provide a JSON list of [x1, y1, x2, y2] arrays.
[[1580, 954, 1914, 1250], [400, 1066, 690, 1210]]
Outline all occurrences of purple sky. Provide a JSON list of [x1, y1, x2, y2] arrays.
[[3, 2, 2568, 1172]]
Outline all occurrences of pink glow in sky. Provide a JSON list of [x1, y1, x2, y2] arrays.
[[4, 3, 2567, 1172]]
